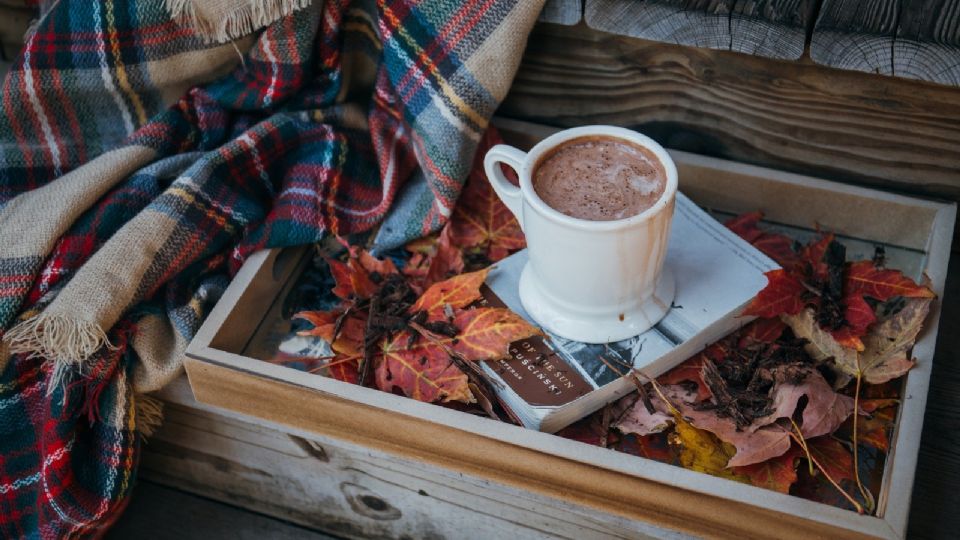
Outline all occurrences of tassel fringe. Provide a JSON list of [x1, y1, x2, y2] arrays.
[[165, 0, 313, 43], [4, 314, 115, 395], [134, 394, 164, 438]]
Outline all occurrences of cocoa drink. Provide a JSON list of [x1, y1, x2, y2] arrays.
[[532, 136, 667, 221]]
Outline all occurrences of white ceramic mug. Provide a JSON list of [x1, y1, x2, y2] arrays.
[[484, 126, 677, 343]]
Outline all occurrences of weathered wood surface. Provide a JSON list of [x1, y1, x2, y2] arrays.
[[585, 0, 816, 59], [108, 481, 338, 540], [811, 0, 960, 85], [144, 378, 673, 540], [500, 23, 960, 209], [539, 0, 582, 25]]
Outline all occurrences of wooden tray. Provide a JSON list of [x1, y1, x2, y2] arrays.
[[184, 119, 955, 539]]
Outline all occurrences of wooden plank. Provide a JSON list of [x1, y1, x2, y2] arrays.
[[539, 0, 582, 25], [585, 0, 813, 59], [729, 0, 816, 59], [147, 379, 672, 540], [585, 1, 734, 51], [812, 0, 960, 85], [810, 0, 899, 76], [108, 481, 337, 540], [906, 249, 960, 540], [893, 0, 960, 85], [500, 23, 960, 206]]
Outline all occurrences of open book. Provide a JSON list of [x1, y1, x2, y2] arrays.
[[479, 192, 779, 432]]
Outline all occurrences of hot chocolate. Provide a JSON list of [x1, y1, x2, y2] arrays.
[[532, 136, 667, 221]]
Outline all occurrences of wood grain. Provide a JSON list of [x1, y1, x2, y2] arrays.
[[585, 0, 814, 59], [812, 0, 960, 85], [539, 0, 582, 25], [893, 0, 960, 85], [500, 23, 960, 204]]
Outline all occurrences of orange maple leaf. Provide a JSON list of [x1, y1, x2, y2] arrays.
[[733, 444, 804, 494]]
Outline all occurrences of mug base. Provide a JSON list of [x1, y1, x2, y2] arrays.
[[518, 265, 676, 344]]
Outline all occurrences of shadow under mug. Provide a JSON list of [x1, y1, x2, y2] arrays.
[[484, 126, 678, 343]]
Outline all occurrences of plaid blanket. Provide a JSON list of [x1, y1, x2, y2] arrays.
[[0, 0, 544, 537]]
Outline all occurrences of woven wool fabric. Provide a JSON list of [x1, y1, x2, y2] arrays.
[[0, 0, 544, 537]]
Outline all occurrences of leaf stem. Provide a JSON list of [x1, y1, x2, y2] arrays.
[[786, 427, 864, 514]]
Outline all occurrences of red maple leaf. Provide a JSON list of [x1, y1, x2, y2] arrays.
[[742, 269, 808, 318], [845, 261, 936, 301], [725, 212, 801, 269]]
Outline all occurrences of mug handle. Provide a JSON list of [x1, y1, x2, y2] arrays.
[[484, 144, 526, 229]]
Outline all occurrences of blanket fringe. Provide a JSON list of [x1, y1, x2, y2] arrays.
[[4, 314, 115, 392], [165, 0, 313, 43], [134, 394, 164, 438]]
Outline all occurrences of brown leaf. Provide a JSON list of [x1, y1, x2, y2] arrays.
[[664, 386, 792, 467], [752, 367, 855, 439], [858, 297, 931, 384], [782, 307, 857, 386]]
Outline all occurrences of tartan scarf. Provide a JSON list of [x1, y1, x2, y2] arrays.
[[0, 0, 544, 537]]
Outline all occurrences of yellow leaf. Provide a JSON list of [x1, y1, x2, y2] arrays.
[[671, 414, 749, 483]]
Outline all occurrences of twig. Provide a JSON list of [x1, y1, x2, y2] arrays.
[[408, 321, 504, 421], [852, 356, 876, 514], [790, 418, 815, 476]]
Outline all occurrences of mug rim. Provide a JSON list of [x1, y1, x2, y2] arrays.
[[520, 125, 679, 231]]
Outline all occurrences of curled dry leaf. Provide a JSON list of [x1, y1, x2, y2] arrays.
[[752, 366, 855, 439], [785, 297, 931, 385], [857, 297, 931, 384]]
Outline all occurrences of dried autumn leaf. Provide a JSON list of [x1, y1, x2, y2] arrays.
[[846, 261, 936, 301], [328, 257, 379, 300], [295, 310, 365, 356], [448, 131, 525, 262], [447, 308, 539, 361], [732, 444, 804, 494], [783, 307, 857, 386], [725, 212, 801, 269], [737, 318, 787, 348], [807, 437, 855, 485], [411, 268, 490, 317], [614, 401, 673, 437], [743, 269, 808, 318], [658, 355, 711, 401], [672, 414, 749, 483], [663, 386, 793, 467], [378, 336, 473, 403], [752, 366, 855, 439], [376, 306, 538, 403], [855, 402, 897, 452], [403, 225, 466, 289], [857, 297, 931, 384]]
